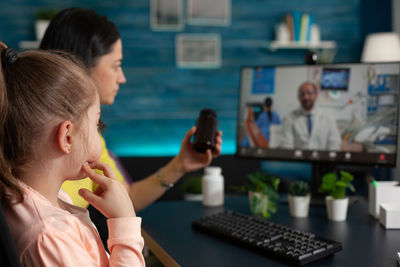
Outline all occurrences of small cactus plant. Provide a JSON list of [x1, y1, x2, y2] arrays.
[[288, 180, 310, 196]]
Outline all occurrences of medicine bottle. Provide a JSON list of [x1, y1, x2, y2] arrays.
[[193, 109, 218, 153], [202, 166, 224, 207]]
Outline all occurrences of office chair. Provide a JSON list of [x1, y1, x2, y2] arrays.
[[0, 204, 21, 267]]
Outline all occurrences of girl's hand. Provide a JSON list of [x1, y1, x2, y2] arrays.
[[79, 162, 135, 218], [177, 126, 223, 173]]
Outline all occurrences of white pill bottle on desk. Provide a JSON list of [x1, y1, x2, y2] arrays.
[[202, 166, 224, 207]]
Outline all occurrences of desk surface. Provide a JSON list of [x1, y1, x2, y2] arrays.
[[138, 196, 400, 267]]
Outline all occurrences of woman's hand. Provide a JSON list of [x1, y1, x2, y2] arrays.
[[177, 126, 223, 173], [79, 162, 135, 219]]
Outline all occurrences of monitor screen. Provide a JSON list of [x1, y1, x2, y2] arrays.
[[320, 68, 350, 91], [236, 63, 400, 166]]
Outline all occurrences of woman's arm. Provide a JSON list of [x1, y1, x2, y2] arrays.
[[127, 126, 223, 212]]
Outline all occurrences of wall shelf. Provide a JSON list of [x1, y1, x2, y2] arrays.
[[268, 40, 337, 51]]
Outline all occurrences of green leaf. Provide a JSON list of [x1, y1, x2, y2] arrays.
[[36, 9, 59, 20], [339, 171, 354, 182], [243, 172, 280, 218], [268, 202, 277, 213], [348, 184, 356, 192], [272, 179, 280, 191], [264, 187, 278, 200], [318, 171, 356, 198], [331, 188, 343, 199], [336, 181, 348, 188], [322, 173, 338, 183], [289, 181, 310, 196], [180, 176, 202, 194]]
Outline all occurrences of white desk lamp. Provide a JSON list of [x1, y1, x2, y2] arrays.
[[361, 32, 400, 87], [361, 32, 400, 62]]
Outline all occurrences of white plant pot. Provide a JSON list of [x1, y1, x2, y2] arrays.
[[288, 194, 310, 218], [183, 193, 203, 201], [35, 20, 50, 40], [325, 196, 349, 221]]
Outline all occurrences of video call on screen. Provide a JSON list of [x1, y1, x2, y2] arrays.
[[237, 63, 400, 165]]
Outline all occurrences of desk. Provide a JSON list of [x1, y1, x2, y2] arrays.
[[138, 196, 400, 266]]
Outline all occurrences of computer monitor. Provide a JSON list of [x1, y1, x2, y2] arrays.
[[236, 63, 400, 198]]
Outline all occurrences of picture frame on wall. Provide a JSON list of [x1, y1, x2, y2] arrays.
[[176, 34, 222, 69], [150, 0, 184, 31], [187, 0, 231, 26]]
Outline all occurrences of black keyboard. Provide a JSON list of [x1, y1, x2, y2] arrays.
[[192, 210, 342, 266]]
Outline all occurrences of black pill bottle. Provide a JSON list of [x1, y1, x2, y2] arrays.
[[193, 109, 218, 153]]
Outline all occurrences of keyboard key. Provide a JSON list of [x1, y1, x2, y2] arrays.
[[313, 247, 326, 255]]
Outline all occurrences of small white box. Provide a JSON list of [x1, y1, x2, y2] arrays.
[[379, 204, 400, 229], [369, 181, 400, 218]]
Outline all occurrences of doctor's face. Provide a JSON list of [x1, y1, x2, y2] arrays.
[[298, 82, 318, 112]]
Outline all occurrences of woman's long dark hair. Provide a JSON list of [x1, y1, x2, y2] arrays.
[[39, 7, 121, 68]]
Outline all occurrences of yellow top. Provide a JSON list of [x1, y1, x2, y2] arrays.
[[61, 134, 125, 208]]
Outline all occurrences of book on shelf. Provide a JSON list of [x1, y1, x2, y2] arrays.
[[285, 13, 294, 41], [306, 14, 314, 42], [281, 11, 316, 43], [292, 10, 302, 42], [299, 13, 307, 42]]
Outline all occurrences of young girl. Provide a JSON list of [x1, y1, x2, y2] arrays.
[[0, 43, 145, 266]]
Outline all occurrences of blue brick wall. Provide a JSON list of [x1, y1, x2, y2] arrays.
[[0, 0, 388, 156]]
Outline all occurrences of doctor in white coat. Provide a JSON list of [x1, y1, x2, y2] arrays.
[[280, 81, 341, 150]]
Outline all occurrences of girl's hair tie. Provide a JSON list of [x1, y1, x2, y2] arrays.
[[2, 47, 18, 67]]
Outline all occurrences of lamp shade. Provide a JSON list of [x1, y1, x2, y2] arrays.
[[361, 32, 400, 62]]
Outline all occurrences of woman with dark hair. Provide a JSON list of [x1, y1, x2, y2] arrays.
[[40, 7, 222, 240], [41, 8, 120, 68], [40, 8, 125, 106], [264, 97, 274, 121]]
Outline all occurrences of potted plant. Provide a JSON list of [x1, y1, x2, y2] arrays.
[[288, 180, 310, 218], [35, 9, 58, 40], [233, 171, 280, 218], [318, 171, 355, 221], [180, 175, 202, 201]]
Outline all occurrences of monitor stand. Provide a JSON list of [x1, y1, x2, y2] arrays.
[[310, 162, 335, 206]]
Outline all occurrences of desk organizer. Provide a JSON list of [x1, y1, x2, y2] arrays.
[[369, 181, 400, 219], [379, 204, 400, 229]]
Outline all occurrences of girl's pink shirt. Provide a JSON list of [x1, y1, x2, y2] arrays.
[[4, 181, 145, 267]]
